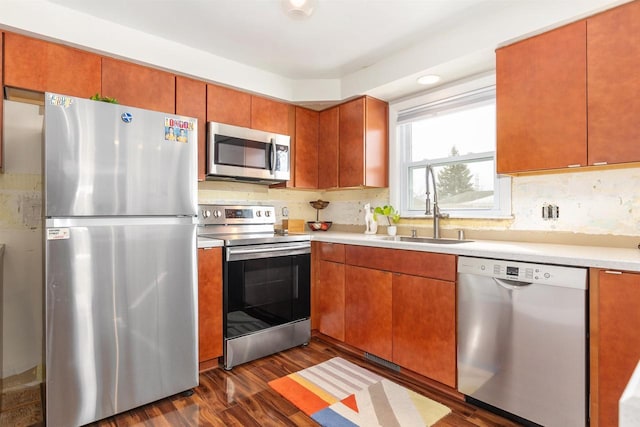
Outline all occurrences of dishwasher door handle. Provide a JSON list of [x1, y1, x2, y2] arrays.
[[494, 277, 533, 290]]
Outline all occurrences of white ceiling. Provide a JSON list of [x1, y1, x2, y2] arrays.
[[7, 0, 629, 104], [48, 0, 489, 80]]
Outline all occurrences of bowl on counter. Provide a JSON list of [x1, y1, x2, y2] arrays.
[[307, 221, 332, 231]]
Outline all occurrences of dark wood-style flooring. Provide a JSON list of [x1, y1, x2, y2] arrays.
[[92, 338, 521, 426]]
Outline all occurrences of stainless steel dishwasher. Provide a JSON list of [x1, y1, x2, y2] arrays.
[[457, 256, 587, 427]]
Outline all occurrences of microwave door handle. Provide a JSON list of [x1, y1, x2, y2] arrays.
[[269, 138, 276, 174]]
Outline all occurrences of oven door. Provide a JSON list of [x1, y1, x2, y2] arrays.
[[224, 242, 310, 340]]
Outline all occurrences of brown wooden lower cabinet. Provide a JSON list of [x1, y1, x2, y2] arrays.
[[197, 247, 223, 370], [592, 269, 640, 427], [392, 273, 456, 388], [317, 259, 345, 341], [314, 243, 457, 388], [345, 265, 393, 361]]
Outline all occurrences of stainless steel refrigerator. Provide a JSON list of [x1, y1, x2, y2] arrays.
[[43, 93, 199, 427]]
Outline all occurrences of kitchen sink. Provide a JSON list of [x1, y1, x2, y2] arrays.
[[371, 235, 472, 244], [398, 236, 473, 244]]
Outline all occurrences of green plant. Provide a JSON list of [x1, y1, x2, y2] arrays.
[[373, 205, 400, 225], [89, 93, 119, 104]]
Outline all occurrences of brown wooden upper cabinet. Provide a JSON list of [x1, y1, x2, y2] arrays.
[[293, 107, 319, 189], [339, 96, 388, 188], [206, 84, 291, 136], [4, 32, 101, 98], [101, 57, 175, 113], [206, 83, 251, 128], [587, 0, 640, 166], [318, 106, 340, 188], [251, 96, 290, 135], [497, 0, 640, 174], [496, 21, 587, 174], [176, 76, 207, 181]]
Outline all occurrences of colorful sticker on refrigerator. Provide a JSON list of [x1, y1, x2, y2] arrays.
[[164, 118, 195, 143], [47, 228, 70, 240], [48, 95, 74, 108]]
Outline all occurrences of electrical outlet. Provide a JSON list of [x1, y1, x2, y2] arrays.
[[542, 204, 559, 220]]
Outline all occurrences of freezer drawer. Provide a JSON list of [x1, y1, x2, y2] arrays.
[[45, 221, 198, 427]]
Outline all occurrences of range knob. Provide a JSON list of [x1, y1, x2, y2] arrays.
[[265, 210, 271, 217], [256, 210, 262, 217], [212, 210, 222, 218], [202, 210, 211, 218]]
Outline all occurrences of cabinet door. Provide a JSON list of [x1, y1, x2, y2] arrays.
[[345, 265, 392, 360], [101, 57, 175, 113], [197, 247, 223, 368], [294, 107, 319, 189], [496, 21, 587, 173], [338, 97, 388, 187], [339, 98, 365, 187], [364, 96, 388, 188], [318, 106, 339, 189], [317, 260, 345, 341], [206, 84, 251, 128], [4, 32, 101, 98], [176, 76, 207, 181], [251, 96, 290, 135], [587, 1, 640, 165], [392, 274, 456, 387], [596, 270, 640, 427]]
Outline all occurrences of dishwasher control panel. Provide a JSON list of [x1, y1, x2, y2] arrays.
[[457, 256, 587, 289]]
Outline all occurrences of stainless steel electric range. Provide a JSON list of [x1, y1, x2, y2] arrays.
[[198, 205, 311, 370]]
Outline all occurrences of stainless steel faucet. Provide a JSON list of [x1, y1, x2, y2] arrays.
[[425, 164, 449, 239]]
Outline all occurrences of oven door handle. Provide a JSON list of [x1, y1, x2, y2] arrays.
[[226, 242, 311, 261]]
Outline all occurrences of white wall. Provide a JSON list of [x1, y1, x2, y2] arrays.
[[511, 168, 640, 236], [1, 101, 43, 381]]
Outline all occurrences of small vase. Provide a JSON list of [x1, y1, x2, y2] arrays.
[[387, 225, 397, 236]]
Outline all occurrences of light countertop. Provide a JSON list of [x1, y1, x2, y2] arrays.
[[310, 231, 640, 272], [197, 236, 225, 249]]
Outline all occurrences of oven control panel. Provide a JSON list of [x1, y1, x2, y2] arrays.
[[198, 204, 276, 225]]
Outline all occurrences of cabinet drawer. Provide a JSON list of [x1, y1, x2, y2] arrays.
[[345, 245, 456, 282], [319, 242, 345, 263]]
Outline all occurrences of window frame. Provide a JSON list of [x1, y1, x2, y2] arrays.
[[388, 72, 512, 219]]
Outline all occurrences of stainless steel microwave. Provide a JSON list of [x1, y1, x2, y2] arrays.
[[207, 122, 290, 184]]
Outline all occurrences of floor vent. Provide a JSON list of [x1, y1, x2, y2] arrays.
[[364, 352, 401, 372]]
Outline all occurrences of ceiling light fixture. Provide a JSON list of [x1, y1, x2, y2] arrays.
[[417, 74, 441, 85], [282, 0, 317, 19]]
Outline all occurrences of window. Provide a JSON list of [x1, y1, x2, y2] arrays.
[[390, 77, 511, 219]]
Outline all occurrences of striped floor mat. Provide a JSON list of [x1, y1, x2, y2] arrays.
[[268, 357, 451, 426]]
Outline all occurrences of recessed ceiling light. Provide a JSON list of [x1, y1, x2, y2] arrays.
[[282, 0, 317, 19], [417, 74, 441, 85]]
